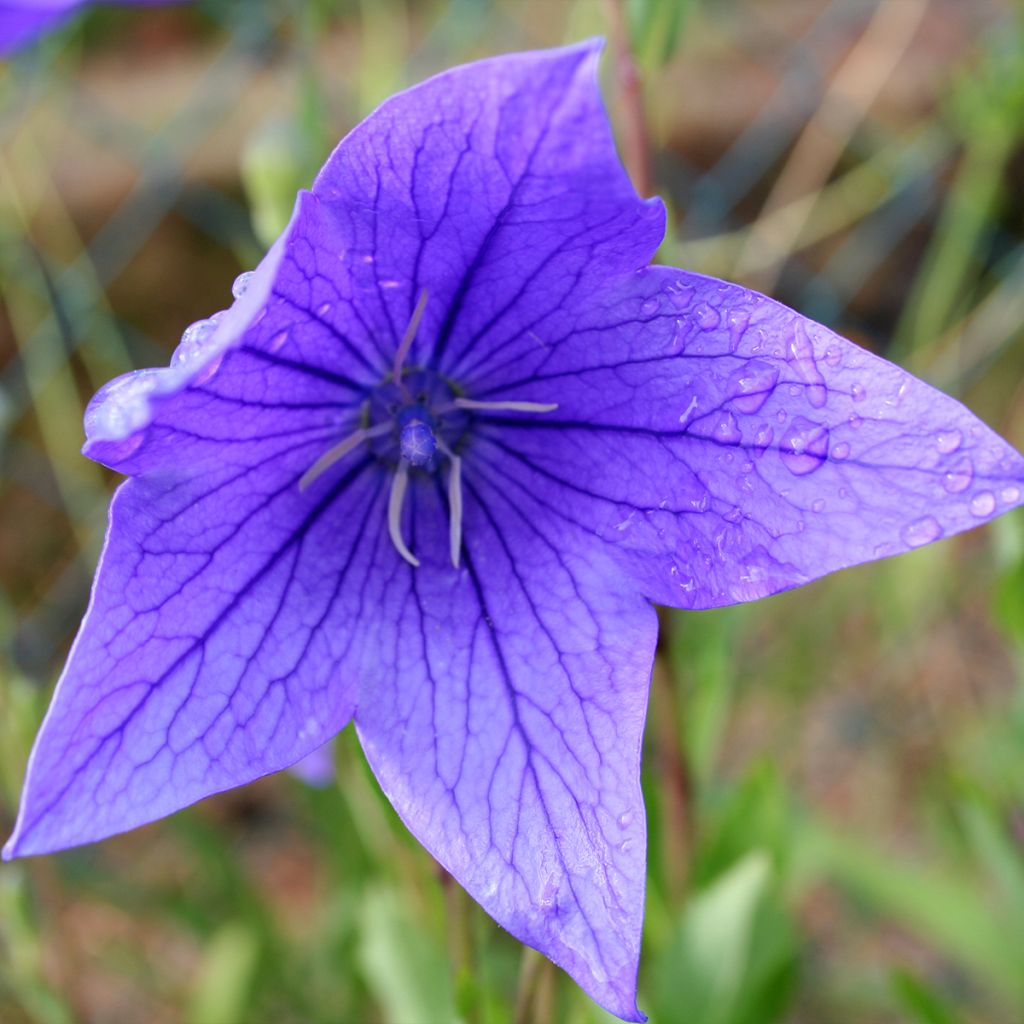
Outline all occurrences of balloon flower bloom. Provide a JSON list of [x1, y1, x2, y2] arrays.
[[6, 42, 1023, 1022]]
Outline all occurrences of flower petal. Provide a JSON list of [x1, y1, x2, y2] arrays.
[[4, 393, 389, 858], [309, 39, 664, 381], [354, 477, 654, 1022], [465, 267, 1024, 609]]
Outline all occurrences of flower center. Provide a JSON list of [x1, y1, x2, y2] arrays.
[[299, 289, 556, 569]]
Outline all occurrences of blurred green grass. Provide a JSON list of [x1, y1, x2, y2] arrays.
[[2, 1, 1024, 1022]]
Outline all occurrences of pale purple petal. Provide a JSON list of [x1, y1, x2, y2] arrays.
[[3, 200, 387, 858], [309, 40, 664, 382], [463, 266, 1024, 608], [355, 478, 654, 1022]]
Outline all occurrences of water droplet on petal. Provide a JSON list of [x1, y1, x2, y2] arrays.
[[725, 308, 749, 352], [85, 368, 164, 440], [727, 359, 779, 414], [824, 345, 842, 368], [935, 429, 962, 454], [173, 316, 220, 367], [848, 414, 863, 429], [267, 330, 288, 353], [538, 874, 558, 911], [724, 506, 743, 524], [617, 811, 634, 829], [831, 441, 851, 460], [753, 423, 774, 453], [970, 491, 996, 518], [712, 411, 742, 445], [231, 270, 255, 299], [666, 281, 694, 310], [942, 457, 974, 494], [851, 383, 867, 403], [1002, 486, 1021, 504], [902, 515, 943, 548], [779, 416, 829, 475], [786, 325, 827, 408], [678, 395, 699, 425], [317, 302, 332, 316], [812, 498, 825, 513], [693, 301, 720, 329], [641, 296, 660, 315]]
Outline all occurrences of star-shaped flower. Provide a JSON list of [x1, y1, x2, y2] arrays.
[[5, 42, 1023, 1021]]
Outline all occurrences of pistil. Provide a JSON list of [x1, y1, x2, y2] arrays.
[[298, 287, 558, 571]]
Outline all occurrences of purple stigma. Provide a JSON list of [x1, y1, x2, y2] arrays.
[[398, 409, 437, 467]]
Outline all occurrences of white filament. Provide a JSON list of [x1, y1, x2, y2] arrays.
[[453, 398, 558, 413], [388, 459, 420, 567], [392, 288, 429, 386], [447, 455, 463, 568], [299, 422, 390, 491]]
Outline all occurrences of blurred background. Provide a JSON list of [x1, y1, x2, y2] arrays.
[[2, 0, 1024, 1021]]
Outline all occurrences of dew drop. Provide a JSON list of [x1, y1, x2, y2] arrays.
[[848, 414, 863, 430], [851, 383, 867, 403], [85, 368, 163, 440], [902, 515, 943, 548], [724, 506, 743, 524], [786, 325, 827, 408], [725, 308, 749, 352], [267, 330, 288, 353], [727, 359, 779, 414], [779, 416, 829, 475], [712, 411, 742, 445], [231, 270, 255, 299], [935, 429, 962, 454], [812, 498, 825, 513], [666, 281, 694, 311], [640, 296, 660, 315], [942, 456, 974, 494], [693, 301, 720, 330], [538, 874, 558, 911], [316, 302, 333, 316], [1002, 486, 1021, 504], [970, 491, 996, 518], [753, 423, 774, 452], [173, 316, 220, 367], [824, 345, 842, 368], [617, 811, 634, 829], [831, 441, 851, 461], [670, 319, 689, 351], [678, 395, 699, 425]]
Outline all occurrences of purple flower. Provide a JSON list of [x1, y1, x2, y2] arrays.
[[5, 41, 1023, 1020], [0, 0, 184, 55]]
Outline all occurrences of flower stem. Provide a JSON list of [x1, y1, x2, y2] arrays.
[[605, 0, 653, 197]]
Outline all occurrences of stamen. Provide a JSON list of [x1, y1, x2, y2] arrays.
[[299, 422, 390, 491], [453, 398, 558, 413], [447, 455, 463, 568], [392, 288, 429, 386], [388, 459, 420, 567], [437, 438, 463, 569]]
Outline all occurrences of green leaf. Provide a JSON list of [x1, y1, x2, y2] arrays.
[[651, 852, 795, 1024], [357, 885, 458, 1024]]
